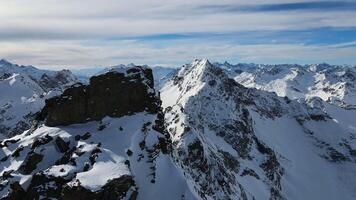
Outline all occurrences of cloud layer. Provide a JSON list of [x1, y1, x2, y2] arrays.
[[0, 0, 355, 68]]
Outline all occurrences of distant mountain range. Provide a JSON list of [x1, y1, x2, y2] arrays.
[[0, 59, 78, 137]]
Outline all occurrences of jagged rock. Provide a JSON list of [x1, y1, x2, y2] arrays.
[[62, 175, 135, 200], [23, 173, 68, 199], [39, 66, 160, 126], [31, 135, 53, 149], [11, 146, 24, 157], [3, 182, 26, 200], [55, 137, 69, 153], [81, 132, 91, 140], [14, 173, 135, 200], [2, 170, 14, 179], [18, 152, 44, 175]]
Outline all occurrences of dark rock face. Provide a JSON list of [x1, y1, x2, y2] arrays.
[[18, 152, 44, 175], [39, 66, 160, 126], [55, 137, 70, 153], [3, 173, 136, 200]]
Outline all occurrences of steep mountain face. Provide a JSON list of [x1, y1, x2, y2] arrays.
[[0, 66, 195, 200], [0, 59, 78, 137], [161, 59, 356, 200], [216, 62, 356, 109]]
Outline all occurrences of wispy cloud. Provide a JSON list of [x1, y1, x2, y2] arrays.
[[1, 39, 355, 69], [199, 1, 356, 13], [0, 0, 355, 67]]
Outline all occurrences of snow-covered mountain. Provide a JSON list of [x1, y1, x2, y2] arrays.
[[215, 62, 356, 109], [161, 59, 356, 199], [0, 59, 355, 199], [0, 59, 78, 137]]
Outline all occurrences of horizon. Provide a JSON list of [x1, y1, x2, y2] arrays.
[[1, 0, 356, 69], [2, 57, 356, 71]]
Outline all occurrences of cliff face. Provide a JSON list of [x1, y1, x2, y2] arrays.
[[40, 66, 160, 126]]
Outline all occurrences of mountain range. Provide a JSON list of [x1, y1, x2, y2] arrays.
[[0, 59, 355, 199]]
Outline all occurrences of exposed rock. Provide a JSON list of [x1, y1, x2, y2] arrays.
[[62, 175, 135, 200], [31, 135, 53, 149], [11, 146, 24, 158], [3, 182, 26, 200], [2, 170, 14, 179], [55, 136, 69, 153], [39, 66, 160, 126], [18, 152, 44, 175], [81, 132, 91, 140], [10, 174, 136, 200]]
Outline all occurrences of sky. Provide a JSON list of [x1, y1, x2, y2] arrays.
[[0, 0, 356, 69]]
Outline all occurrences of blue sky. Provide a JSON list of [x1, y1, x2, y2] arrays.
[[0, 0, 355, 68]]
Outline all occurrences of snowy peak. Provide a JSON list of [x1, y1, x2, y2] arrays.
[[162, 61, 286, 199], [0, 59, 13, 67], [177, 59, 215, 80], [0, 59, 78, 91], [161, 58, 237, 108], [161, 59, 356, 200]]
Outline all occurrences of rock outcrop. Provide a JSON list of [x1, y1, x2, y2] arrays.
[[39, 66, 160, 126]]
